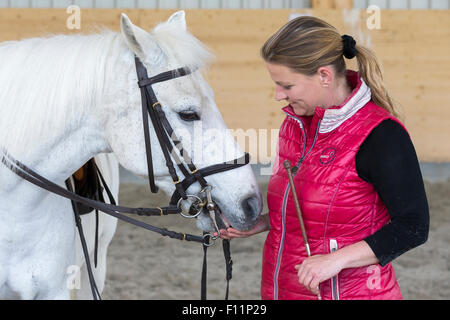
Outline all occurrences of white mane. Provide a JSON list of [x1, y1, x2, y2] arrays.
[[0, 20, 214, 161]]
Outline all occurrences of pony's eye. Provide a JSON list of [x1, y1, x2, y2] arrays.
[[178, 111, 200, 122]]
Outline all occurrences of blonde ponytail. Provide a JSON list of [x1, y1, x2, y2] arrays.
[[355, 45, 401, 119]]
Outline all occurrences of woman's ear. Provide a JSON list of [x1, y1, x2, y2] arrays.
[[317, 66, 333, 88]]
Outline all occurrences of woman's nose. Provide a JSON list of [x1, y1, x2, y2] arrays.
[[274, 86, 288, 101]]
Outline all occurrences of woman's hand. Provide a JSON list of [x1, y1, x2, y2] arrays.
[[294, 253, 344, 295], [294, 241, 379, 295], [213, 214, 270, 239]]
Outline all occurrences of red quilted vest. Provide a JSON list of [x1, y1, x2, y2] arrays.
[[261, 70, 403, 300]]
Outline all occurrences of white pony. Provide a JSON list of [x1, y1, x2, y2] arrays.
[[0, 11, 262, 299]]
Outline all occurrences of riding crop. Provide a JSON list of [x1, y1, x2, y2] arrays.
[[283, 160, 322, 300]]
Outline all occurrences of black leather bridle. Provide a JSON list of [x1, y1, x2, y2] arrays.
[[0, 56, 250, 300], [134, 56, 249, 221]]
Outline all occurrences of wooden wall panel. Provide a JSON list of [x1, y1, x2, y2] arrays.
[[312, 0, 354, 9], [0, 9, 449, 162]]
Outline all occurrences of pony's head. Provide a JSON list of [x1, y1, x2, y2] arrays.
[[105, 11, 262, 232]]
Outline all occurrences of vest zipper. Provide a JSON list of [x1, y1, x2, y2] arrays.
[[330, 238, 340, 300], [273, 116, 321, 299]]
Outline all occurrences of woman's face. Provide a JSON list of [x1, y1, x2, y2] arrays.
[[265, 62, 323, 116]]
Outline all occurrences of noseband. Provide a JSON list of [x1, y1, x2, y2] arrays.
[[0, 56, 250, 300]]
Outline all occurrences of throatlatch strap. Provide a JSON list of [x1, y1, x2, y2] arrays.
[[136, 59, 158, 194]]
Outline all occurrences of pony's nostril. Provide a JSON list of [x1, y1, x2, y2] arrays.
[[241, 195, 262, 221]]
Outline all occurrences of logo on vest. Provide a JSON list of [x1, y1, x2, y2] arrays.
[[319, 147, 337, 165]]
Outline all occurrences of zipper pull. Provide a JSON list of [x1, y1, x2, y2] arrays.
[[292, 157, 304, 175]]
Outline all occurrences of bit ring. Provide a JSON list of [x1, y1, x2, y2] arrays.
[[177, 195, 204, 218], [202, 233, 216, 247]]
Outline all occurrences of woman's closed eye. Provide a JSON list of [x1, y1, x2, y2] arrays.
[[276, 82, 293, 90]]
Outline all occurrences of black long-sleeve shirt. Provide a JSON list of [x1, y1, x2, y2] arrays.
[[356, 119, 429, 266]]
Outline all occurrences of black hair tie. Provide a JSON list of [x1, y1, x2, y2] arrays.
[[341, 35, 357, 59]]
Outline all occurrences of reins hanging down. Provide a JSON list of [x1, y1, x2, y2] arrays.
[[1, 56, 250, 300]]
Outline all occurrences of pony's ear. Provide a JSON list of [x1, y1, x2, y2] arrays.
[[120, 13, 164, 65], [167, 10, 187, 31]]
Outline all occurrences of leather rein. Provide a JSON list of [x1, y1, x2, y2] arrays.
[[0, 56, 250, 300]]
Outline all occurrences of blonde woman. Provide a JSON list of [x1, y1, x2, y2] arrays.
[[215, 16, 429, 300]]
